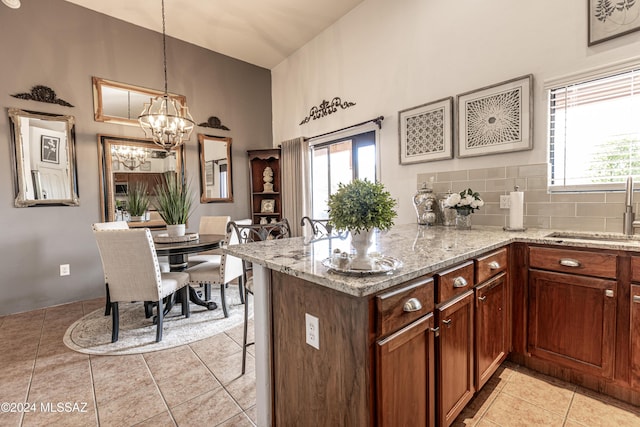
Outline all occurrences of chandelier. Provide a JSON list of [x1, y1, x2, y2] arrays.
[[112, 146, 149, 170], [138, 0, 195, 151]]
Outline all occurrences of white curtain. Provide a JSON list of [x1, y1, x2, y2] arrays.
[[281, 137, 310, 237]]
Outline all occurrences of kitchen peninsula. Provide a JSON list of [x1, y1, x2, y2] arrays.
[[226, 224, 640, 426]]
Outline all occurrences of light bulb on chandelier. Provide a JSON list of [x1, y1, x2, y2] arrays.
[[138, 0, 195, 151]]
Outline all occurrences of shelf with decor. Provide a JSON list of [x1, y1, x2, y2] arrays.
[[248, 148, 281, 224]]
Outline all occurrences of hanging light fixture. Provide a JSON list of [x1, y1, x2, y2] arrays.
[[138, 0, 195, 151], [111, 146, 150, 170]]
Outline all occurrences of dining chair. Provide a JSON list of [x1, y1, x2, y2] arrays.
[[92, 221, 129, 316], [93, 228, 191, 343], [229, 218, 292, 374], [187, 215, 231, 300], [186, 221, 245, 318]]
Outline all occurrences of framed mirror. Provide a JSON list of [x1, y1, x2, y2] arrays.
[[92, 77, 187, 127], [98, 135, 184, 227], [198, 134, 233, 203], [8, 108, 79, 207]]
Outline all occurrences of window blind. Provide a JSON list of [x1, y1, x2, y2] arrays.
[[549, 67, 640, 191]]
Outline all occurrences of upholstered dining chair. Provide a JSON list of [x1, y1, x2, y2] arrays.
[[93, 228, 191, 343], [186, 220, 245, 318], [187, 215, 231, 301], [229, 218, 292, 374], [92, 221, 129, 316]]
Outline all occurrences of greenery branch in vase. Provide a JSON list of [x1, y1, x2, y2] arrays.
[[154, 173, 194, 237], [126, 182, 150, 222], [444, 188, 484, 230], [327, 179, 397, 270]]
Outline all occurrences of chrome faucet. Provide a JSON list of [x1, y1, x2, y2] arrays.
[[624, 176, 636, 235]]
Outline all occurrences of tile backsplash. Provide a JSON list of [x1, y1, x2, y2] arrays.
[[417, 163, 629, 233]]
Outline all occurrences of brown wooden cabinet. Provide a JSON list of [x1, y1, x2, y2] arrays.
[[247, 149, 281, 224], [375, 277, 436, 427], [631, 284, 640, 389], [528, 246, 617, 379], [436, 290, 474, 427]]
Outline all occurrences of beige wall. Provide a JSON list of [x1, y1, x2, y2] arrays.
[[419, 164, 627, 233]]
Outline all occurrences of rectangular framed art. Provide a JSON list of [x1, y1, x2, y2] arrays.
[[399, 97, 453, 164], [589, 0, 640, 45], [456, 74, 533, 158], [260, 199, 275, 213], [41, 135, 60, 164]]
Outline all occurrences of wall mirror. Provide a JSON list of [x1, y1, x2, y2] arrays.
[[198, 134, 233, 203], [92, 77, 187, 127], [8, 108, 79, 207], [98, 134, 184, 226]]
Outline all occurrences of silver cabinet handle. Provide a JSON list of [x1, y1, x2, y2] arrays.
[[634, 295, 640, 303], [442, 319, 452, 327], [403, 298, 422, 312], [605, 290, 614, 298], [559, 258, 581, 268], [453, 277, 468, 288], [478, 295, 487, 302], [488, 261, 500, 270]]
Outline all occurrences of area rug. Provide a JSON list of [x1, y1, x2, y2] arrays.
[[64, 289, 251, 356]]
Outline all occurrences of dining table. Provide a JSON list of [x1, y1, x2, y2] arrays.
[[153, 233, 225, 311]]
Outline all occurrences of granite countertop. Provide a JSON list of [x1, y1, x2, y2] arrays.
[[224, 223, 640, 298]]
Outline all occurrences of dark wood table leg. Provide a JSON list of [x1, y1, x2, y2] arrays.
[[169, 253, 218, 311]]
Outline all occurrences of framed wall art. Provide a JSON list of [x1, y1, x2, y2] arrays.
[[589, 0, 640, 45], [260, 199, 275, 213], [456, 74, 533, 158], [41, 135, 60, 164], [398, 97, 453, 164]]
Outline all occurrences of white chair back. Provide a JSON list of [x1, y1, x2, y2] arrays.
[[92, 221, 129, 231], [221, 223, 244, 284], [93, 229, 165, 303], [199, 216, 230, 235]]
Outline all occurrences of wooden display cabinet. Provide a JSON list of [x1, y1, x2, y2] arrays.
[[247, 149, 281, 224]]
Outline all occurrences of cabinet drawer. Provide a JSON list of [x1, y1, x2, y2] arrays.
[[529, 246, 616, 279], [376, 276, 435, 338], [436, 261, 474, 304], [630, 257, 640, 283], [475, 248, 508, 283]]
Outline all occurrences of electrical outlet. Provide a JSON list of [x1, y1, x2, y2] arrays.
[[499, 195, 511, 209], [60, 264, 70, 276], [305, 313, 319, 350]]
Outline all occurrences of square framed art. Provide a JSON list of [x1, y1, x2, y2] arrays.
[[589, 0, 640, 45], [398, 97, 453, 164], [456, 74, 533, 158]]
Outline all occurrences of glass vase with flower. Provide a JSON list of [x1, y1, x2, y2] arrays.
[[444, 188, 484, 230]]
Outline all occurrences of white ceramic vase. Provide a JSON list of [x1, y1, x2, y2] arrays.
[[349, 229, 375, 270], [167, 224, 186, 237]]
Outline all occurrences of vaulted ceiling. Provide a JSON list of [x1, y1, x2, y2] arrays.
[[64, 0, 364, 69]]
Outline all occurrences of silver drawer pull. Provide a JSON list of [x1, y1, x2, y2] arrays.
[[403, 298, 422, 312], [559, 258, 581, 268], [442, 319, 452, 327], [488, 261, 500, 270], [453, 277, 468, 288], [605, 290, 614, 298], [478, 296, 487, 302], [634, 295, 640, 303]]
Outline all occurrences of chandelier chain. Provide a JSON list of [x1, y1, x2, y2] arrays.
[[161, 0, 168, 95]]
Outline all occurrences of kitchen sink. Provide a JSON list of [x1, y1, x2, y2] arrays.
[[545, 231, 640, 243]]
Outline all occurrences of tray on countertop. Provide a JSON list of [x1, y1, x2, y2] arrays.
[[322, 255, 402, 276]]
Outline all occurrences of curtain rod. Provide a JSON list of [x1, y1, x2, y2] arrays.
[[305, 116, 384, 142]]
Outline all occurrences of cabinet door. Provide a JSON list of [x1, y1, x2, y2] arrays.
[[631, 285, 640, 389], [377, 313, 435, 427], [528, 269, 617, 379], [437, 290, 474, 427], [475, 272, 508, 390]]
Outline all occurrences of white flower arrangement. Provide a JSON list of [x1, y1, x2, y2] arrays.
[[444, 188, 484, 214]]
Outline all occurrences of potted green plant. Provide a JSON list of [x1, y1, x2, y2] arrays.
[[126, 181, 150, 222], [154, 173, 194, 237], [327, 179, 397, 269]]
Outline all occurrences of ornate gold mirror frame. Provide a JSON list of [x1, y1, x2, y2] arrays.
[[92, 77, 187, 127], [8, 108, 79, 207], [98, 134, 184, 226], [198, 134, 233, 203]]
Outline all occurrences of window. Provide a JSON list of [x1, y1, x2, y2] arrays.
[[548, 66, 640, 191], [310, 131, 376, 218]]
